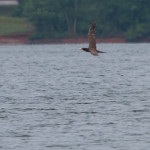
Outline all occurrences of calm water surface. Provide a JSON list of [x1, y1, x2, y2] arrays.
[[0, 43, 150, 150]]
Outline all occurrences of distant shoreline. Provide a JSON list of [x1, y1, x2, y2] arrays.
[[0, 33, 150, 45]]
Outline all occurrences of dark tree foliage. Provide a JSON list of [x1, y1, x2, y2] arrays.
[[17, 0, 150, 41]]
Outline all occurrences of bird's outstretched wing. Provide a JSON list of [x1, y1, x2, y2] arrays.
[[88, 22, 97, 55]]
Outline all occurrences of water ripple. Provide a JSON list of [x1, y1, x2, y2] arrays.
[[0, 44, 150, 150]]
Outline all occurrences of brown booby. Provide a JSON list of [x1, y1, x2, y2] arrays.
[[79, 22, 106, 56]]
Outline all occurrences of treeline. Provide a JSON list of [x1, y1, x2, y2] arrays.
[[15, 0, 150, 41]]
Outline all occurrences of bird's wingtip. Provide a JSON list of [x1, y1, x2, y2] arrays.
[[92, 21, 96, 24]]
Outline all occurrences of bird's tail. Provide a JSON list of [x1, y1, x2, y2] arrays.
[[97, 50, 106, 53]]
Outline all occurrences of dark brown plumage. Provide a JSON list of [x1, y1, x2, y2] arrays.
[[79, 22, 106, 56]]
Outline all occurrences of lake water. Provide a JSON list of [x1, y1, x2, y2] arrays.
[[0, 43, 150, 150]]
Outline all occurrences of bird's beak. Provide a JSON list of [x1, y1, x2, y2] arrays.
[[79, 48, 82, 50]]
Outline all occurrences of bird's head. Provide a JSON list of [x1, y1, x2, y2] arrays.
[[79, 48, 83, 50]]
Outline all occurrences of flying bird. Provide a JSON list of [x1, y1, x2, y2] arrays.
[[79, 22, 106, 56]]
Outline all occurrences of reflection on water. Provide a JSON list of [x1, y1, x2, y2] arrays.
[[0, 44, 150, 150]]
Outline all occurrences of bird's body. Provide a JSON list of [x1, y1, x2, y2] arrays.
[[79, 22, 106, 56], [80, 48, 105, 54]]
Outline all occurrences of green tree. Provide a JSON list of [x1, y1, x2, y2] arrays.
[[16, 0, 150, 41]]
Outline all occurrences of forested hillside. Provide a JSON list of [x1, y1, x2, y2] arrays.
[[13, 0, 150, 41]]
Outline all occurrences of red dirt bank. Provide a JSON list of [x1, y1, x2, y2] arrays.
[[0, 32, 148, 45]]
